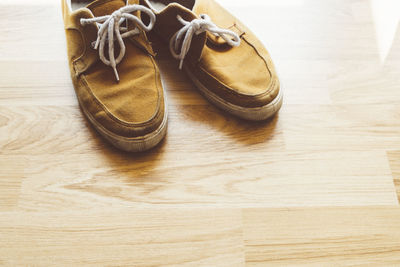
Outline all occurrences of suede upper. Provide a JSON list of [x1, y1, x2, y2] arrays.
[[143, 0, 280, 108], [62, 0, 165, 138]]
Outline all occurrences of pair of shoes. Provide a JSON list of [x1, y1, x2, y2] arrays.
[[62, 0, 283, 152]]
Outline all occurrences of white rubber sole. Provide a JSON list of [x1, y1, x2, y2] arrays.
[[184, 67, 283, 121], [79, 98, 168, 153]]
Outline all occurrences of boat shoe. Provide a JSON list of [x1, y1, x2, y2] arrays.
[[143, 0, 282, 121], [62, 0, 168, 152]]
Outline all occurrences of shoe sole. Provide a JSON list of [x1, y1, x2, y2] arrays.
[[78, 97, 168, 153], [184, 67, 283, 121]]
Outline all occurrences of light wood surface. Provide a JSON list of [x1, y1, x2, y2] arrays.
[[243, 207, 400, 266], [1, 0, 400, 265]]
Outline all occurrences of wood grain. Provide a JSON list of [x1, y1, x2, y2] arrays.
[[388, 151, 400, 203], [10, 150, 396, 212], [2, 207, 400, 266], [0, 209, 244, 266], [0, 157, 25, 211], [1, 0, 400, 265], [243, 207, 400, 266]]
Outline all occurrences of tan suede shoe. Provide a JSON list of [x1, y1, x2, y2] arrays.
[[62, 0, 168, 152], [143, 0, 282, 121]]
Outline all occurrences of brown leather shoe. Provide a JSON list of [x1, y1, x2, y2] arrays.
[[62, 0, 168, 152], [143, 0, 282, 121]]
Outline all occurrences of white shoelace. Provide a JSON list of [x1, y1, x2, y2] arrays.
[[80, 5, 156, 81], [169, 14, 241, 69]]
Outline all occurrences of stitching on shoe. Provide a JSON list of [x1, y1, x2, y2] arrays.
[[66, 27, 89, 75], [88, 0, 126, 10], [196, 63, 277, 107], [78, 59, 162, 129], [196, 44, 275, 99]]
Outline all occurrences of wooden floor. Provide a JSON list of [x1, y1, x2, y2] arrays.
[[1, 0, 400, 265]]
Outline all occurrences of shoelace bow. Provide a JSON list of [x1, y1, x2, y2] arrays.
[[170, 14, 241, 69], [80, 5, 156, 81]]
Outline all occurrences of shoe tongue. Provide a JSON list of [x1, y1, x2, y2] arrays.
[[87, 0, 133, 17], [85, 0, 154, 55]]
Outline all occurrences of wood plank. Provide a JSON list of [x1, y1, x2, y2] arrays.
[[8, 150, 396, 211], [3, 102, 400, 154], [328, 61, 400, 105], [0, 209, 244, 266], [282, 104, 400, 151], [243, 207, 400, 266]]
